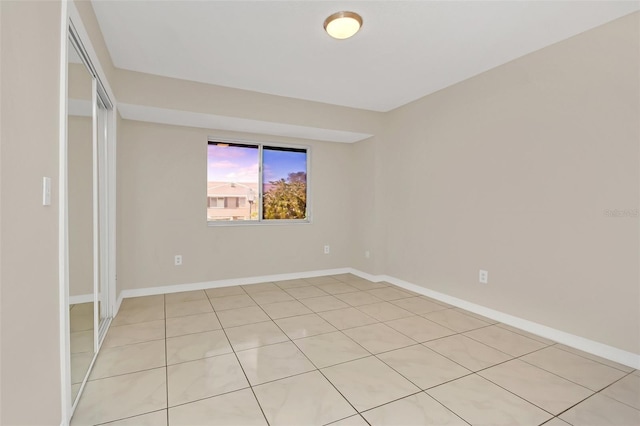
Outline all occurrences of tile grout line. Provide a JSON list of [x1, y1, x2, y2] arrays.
[[364, 323, 588, 420], [98, 338, 165, 353], [164, 387, 256, 413], [494, 323, 557, 345], [250, 289, 377, 424], [164, 294, 169, 426], [462, 321, 551, 341], [359, 388, 472, 426], [420, 333, 514, 370], [321, 413, 372, 426], [221, 283, 503, 397], [365, 327, 553, 425], [93, 409, 167, 426], [370, 341, 466, 384], [363, 350, 474, 425], [93, 280, 635, 425], [87, 285, 372, 423], [514, 347, 626, 392], [206, 290, 273, 426], [282, 296, 474, 425], [553, 344, 637, 374], [552, 392, 602, 421], [87, 365, 168, 383], [281, 330, 369, 422], [542, 417, 572, 426], [382, 320, 458, 344], [89, 298, 168, 424], [463, 342, 638, 417], [476, 371, 567, 419], [592, 371, 640, 412]]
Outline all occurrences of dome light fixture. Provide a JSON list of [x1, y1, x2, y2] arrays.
[[324, 11, 363, 40]]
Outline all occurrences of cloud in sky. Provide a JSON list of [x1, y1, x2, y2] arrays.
[[207, 145, 259, 182], [208, 162, 258, 182], [207, 144, 307, 183]]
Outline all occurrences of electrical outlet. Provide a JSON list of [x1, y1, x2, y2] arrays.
[[479, 269, 488, 284], [323, 245, 330, 254], [365, 250, 371, 258], [175, 255, 183, 266]]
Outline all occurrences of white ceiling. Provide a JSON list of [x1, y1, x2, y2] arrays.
[[92, 1, 639, 112]]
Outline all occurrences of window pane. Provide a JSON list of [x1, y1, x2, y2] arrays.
[[262, 146, 307, 220], [207, 143, 259, 221]]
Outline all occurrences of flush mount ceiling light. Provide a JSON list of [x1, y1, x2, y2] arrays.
[[324, 11, 363, 40]]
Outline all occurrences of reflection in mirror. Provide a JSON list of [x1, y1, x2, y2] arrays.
[[67, 36, 95, 403]]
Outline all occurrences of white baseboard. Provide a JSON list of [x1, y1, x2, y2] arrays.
[[69, 294, 93, 305], [373, 272, 640, 370], [113, 267, 352, 318], [113, 267, 640, 369]]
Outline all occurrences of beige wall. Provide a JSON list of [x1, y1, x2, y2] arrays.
[[68, 116, 94, 297], [349, 135, 387, 275], [374, 12, 640, 353], [114, 69, 384, 137], [117, 120, 355, 290], [0, 1, 63, 424]]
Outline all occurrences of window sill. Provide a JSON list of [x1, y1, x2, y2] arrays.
[[207, 219, 312, 227]]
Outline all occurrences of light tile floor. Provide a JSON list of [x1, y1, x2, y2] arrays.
[[72, 274, 640, 426]]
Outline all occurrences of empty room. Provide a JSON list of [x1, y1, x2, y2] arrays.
[[1, 1, 639, 425]]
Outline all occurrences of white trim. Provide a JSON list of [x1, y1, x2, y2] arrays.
[[68, 6, 116, 116], [95, 91, 111, 345], [58, 1, 70, 424], [116, 267, 638, 369], [117, 268, 351, 300], [111, 267, 640, 371], [108, 107, 117, 322], [69, 350, 98, 415], [370, 271, 640, 370], [91, 72, 99, 353], [69, 294, 93, 305], [206, 219, 311, 227]]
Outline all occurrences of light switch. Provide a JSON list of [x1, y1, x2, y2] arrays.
[[42, 177, 52, 206]]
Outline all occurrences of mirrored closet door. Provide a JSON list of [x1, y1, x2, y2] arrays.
[[67, 24, 114, 407], [67, 33, 95, 403]]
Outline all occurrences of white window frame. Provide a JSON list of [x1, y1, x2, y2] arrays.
[[207, 138, 312, 226]]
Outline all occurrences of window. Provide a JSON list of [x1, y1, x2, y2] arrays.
[[208, 197, 225, 208], [207, 141, 308, 223]]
